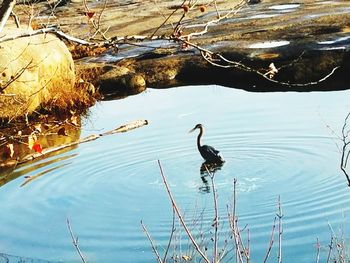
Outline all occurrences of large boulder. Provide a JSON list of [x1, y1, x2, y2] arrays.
[[0, 29, 75, 118]]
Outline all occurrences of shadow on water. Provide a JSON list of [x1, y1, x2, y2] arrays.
[[0, 151, 78, 188], [199, 161, 224, 194]]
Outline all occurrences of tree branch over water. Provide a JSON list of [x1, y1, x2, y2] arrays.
[[67, 218, 87, 263], [340, 112, 350, 186]]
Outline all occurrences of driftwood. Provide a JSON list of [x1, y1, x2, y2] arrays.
[[1, 119, 148, 168]]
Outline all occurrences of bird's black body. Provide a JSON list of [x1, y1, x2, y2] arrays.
[[190, 124, 225, 164]]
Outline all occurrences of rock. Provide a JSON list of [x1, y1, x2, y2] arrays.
[[99, 67, 146, 97], [0, 29, 76, 118]]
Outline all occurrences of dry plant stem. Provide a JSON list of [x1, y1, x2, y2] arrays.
[[89, 0, 109, 40], [11, 11, 20, 28], [340, 112, 350, 186], [157, 160, 210, 263], [247, 228, 251, 262], [162, 208, 176, 263], [89, 5, 109, 40], [213, 0, 220, 18], [231, 178, 244, 263], [67, 218, 87, 263], [141, 220, 163, 263], [262, 217, 277, 263], [0, 59, 33, 92], [180, 0, 246, 39], [150, 0, 187, 38], [204, 165, 219, 263], [326, 236, 334, 263], [277, 196, 283, 263], [316, 238, 320, 263], [239, 226, 250, 262]]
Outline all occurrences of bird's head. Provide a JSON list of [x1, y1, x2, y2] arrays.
[[189, 124, 203, 133]]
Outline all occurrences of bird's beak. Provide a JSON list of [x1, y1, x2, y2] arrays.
[[189, 127, 196, 133]]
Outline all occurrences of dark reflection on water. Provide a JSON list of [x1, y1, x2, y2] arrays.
[[199, 162, 224, 193], [0, 150, 78, 187]]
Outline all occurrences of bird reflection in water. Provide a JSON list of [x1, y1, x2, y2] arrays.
[[199, 161, 224, 193]]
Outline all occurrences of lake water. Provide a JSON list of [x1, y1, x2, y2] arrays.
[[1, 86, 350, 262]]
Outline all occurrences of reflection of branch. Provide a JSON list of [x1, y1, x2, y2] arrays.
[[157, 160, 210, 263], [67, 218, 87, 263], [1, 120, 148, 168]]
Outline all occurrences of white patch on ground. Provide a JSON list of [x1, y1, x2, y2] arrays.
[[248, 40, 290, 49]]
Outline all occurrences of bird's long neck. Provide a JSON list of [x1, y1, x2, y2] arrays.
[[197, 127, 203, 150]]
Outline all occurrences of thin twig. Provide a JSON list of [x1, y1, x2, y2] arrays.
[[277, 196, 283, 263], [0, 27, 93, 45], [163, 208, 176, 263], [340, 112, 350, 186], [230, 178, 244, 263], [262, 217, 277, 263], [11, 11, 20, 28], [205, 164, 219, 263], [141, 220, 163, 263], [157, 160, 210, 263], [326, 236, 334, 263], [66, 218, 87, 263], [315, 238, 320, 263], [151, 0, 187, 38]]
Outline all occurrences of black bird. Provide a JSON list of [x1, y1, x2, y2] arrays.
[[189, 124, 225, 163]]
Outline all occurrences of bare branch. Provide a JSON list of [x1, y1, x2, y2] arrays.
[[0, 27, 92, 45], [204, 164, 219, 263], [66, 218, 87, 263], [262, 217, 277, 263], [277, 196, 283, 263], [141, 220, 163, 263], [340, 112, 350, 186], [162, 208, 176, 263], [0, 59, 34, 93], [0, 0, 16, 33], [315, 238, 320, 263], [229, 178, 244, 263], [157, 160, 210, 263], [326, 236, 334, 263], [150, 0, 187, 38]]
